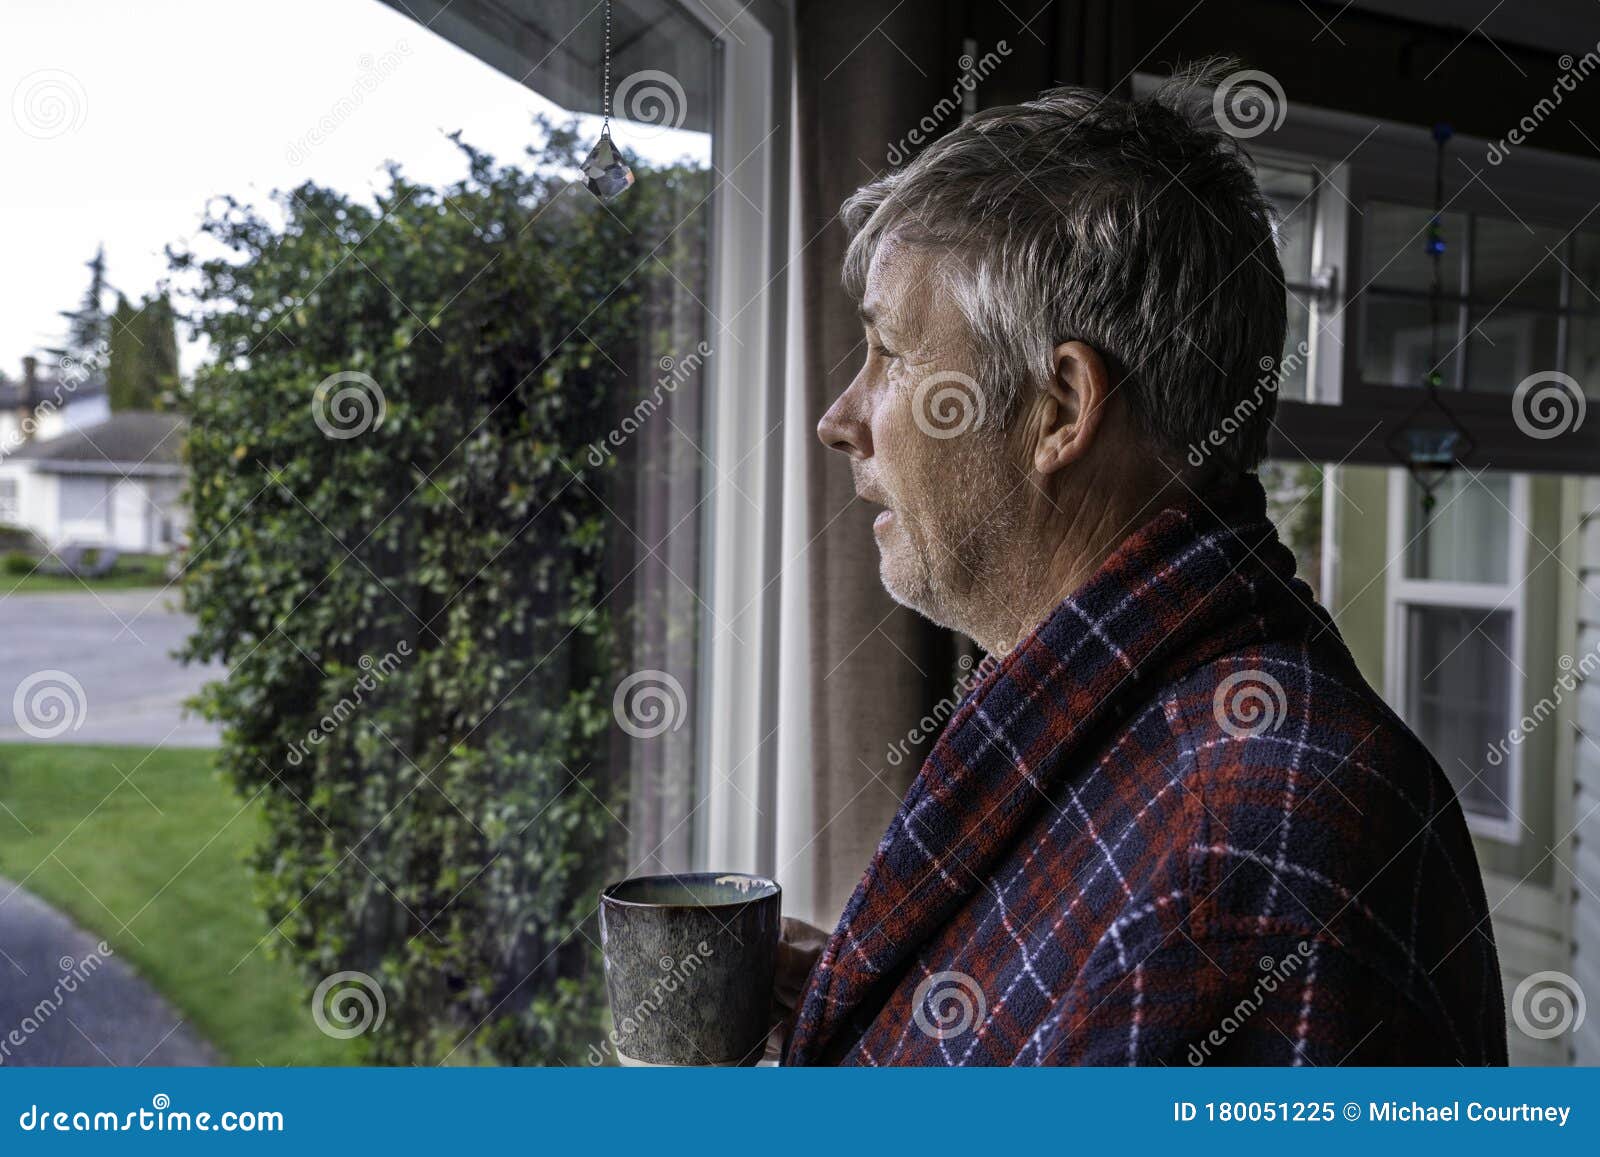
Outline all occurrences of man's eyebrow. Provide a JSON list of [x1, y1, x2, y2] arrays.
[[857, 304, 899, 335]]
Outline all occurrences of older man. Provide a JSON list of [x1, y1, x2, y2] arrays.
[[780, 70, 1506, 1066]]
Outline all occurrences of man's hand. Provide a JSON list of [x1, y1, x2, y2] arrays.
[[764, 916, 829, 1062]]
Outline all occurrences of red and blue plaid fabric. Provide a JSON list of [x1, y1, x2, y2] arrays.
[[784, 475, 1506, 1066]]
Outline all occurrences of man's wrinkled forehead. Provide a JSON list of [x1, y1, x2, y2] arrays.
[[858, 234, 948, 346]]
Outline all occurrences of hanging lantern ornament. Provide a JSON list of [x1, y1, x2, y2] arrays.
[[582, 0, 635, 200], [1384, 122, 1475, 514]]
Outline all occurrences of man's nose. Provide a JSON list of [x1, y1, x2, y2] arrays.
[[817, 395, 871, 460]]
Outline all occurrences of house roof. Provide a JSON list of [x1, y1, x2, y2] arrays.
[[0, 374, 107, 409], [8, 411, 185, 474]]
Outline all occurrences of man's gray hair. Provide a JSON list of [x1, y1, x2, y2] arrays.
[[840, 61, 1287, 474]]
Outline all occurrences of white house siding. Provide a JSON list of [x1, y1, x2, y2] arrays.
[[1574, 477, 1600, 1067]]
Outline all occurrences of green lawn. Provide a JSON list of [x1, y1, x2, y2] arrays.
[[1, 554, 171, 595], [0, 743, 366, 1065]]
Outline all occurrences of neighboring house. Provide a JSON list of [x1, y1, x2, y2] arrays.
[[0, 355, 111, 452], [1235, 105, 1600, 1066], [0, 410, 186, 555]]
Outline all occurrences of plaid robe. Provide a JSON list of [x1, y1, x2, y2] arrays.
[[785, 475, 1506, 1066]]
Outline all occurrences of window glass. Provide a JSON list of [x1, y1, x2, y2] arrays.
[[57, 474, 109, 526], [1404, 471, 1512, 584], [1259, 165, 1316, 285], [1464, 309, 1560, 392], [1260, 460, 1325, 601], [1360, 292, 1461, 388], [1471, 218, 1564, 309], [1363, 202, 1466, 293], [1405, 604, 1512, 822]]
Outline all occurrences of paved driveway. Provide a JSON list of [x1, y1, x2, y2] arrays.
[[0, 591, 222, 747]]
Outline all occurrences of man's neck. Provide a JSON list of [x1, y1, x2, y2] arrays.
[[971, 464, 1188, 657]]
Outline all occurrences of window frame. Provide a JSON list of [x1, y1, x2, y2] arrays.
[[1383, 468, 1530, 843], [1132, 71, 1600, 476]]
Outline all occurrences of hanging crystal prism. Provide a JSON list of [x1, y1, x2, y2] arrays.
[[583, 130, 634, 199], [583, 0, 634, 200]]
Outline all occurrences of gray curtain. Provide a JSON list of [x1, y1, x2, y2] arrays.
[[785, 0, 1133, 924]]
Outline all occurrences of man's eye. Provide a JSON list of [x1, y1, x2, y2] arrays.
[[870, 343, 900, 361]]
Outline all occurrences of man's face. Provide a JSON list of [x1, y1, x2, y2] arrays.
[[816, 238, 1024, 627]]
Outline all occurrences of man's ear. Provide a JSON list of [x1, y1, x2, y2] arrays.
[[1030, 340, 1111, 476]]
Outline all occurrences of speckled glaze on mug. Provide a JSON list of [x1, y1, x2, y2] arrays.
[[598, 872, 780, 1066]]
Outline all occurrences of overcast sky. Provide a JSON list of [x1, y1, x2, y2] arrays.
[[1, 0, 708, 377]]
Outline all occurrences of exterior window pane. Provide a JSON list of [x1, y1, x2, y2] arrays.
[[1363, 202, 1466, 293], [1471, 217, 1564, 309], [1562, 314, 1600, 398], [1404, 471, 1511, 584], [1405, 605, 1512, 822], [1464, 308, 1559, 392], [1360, 291, 1461, 388]]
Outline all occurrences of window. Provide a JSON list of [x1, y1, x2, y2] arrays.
[[1255, 158, 1346, 404], [57, 474, 110, 529], [1386, 469, 1527, 841], [1359, 202, 1584, 396], [0, 477, 17, 522]]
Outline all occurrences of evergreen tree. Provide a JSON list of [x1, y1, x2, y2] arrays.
[[106, 290, 180, 410], [51, 245, 112, 364]]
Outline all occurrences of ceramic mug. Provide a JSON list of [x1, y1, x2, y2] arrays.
[[597, 872, 781, 1066]]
